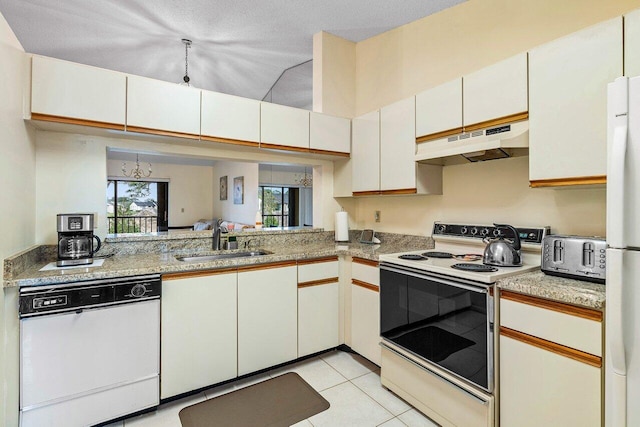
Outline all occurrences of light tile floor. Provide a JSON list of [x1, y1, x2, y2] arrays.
[[107, 350, 439, 427]]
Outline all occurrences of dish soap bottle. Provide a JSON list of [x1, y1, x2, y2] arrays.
[[255, 211, 263, 229]]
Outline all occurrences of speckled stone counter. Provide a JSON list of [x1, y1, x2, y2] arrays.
[[497, 271, 606, 310], [4, 229, 434, 288]]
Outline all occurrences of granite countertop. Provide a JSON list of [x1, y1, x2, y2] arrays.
[[497, 270, 606, 310], [4, 238, 429, 288]]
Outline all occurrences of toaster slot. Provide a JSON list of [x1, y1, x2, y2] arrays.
[[553, 240, 564, 263], [582, 242, 595, 268]]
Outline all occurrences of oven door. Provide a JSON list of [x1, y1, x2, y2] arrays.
[[380, 263, 494, 392]]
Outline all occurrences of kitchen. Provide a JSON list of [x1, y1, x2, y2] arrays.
[[1, 0, 638, 426]]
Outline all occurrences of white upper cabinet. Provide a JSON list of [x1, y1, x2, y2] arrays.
[[352, 110, 381, 194], [625, 8, 640, 77], [309, 112, 351, 154], [380, 97, 417, 192], [31, 56, 126, 128], [126, 75, 201, 137], [529, 17, 622, 186], [201, 91, 260, 144], [463, 53, 528, 128], [260, 102, 310, 151], [415, 78, 463, 140]]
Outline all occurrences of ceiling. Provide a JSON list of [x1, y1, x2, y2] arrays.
[[0, 0, 465, 106]]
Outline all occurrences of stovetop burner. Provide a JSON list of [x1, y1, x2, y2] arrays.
[[421, 251, 453, 259], [451, 263, 498, 272], [398, 254, 427, 260]]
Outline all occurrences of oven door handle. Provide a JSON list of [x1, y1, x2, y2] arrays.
[[380, 264, 489, 294], [380, 342, 490, 405]]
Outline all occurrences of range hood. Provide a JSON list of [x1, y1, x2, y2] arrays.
[[415, 120, 529, 166]]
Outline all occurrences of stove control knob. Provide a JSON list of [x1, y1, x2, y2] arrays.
[[493, 228, 501, 237], [460, 226, 468, 234], [470, 227, 478, 235], [131, 283, 147, 298], [437, 224, 447, 233], [480, 228, 489, 236]]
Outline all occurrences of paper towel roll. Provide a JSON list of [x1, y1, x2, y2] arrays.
[[335, 211, 349, 242]]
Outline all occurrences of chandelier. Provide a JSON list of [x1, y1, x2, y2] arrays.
[[296, 167, 313, 187], [181, 38, 192, 86], [122, 154, 152, 180]]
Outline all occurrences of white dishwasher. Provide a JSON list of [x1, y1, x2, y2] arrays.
[[19, 275, 161, 427]]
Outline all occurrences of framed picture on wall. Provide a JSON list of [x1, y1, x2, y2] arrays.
[[220, 176, 228, 201], [233, 176, 244, 204]]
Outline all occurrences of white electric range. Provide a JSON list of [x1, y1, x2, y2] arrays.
[[378, 222, 549, 427]]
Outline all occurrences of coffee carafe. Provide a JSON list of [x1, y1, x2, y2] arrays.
[[57, 214, 102, 267]]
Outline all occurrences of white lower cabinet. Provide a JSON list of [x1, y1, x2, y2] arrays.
[[238, 263, 298, 375], [161, 270, 237, 399], [499, 291, 603, 426], [350, 258, 381, 365], [298, 258, 340, 357]]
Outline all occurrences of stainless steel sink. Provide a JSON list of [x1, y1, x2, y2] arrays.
[[175, 250, 272, 262]]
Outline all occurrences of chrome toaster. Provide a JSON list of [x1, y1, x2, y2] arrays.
[[541, 235, 606, 284]]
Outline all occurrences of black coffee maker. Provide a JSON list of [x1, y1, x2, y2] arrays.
[[57, 214, 102, 267]]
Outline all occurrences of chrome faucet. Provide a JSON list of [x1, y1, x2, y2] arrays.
[[212, 219, 224, 250]]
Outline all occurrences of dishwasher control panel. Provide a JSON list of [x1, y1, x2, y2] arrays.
[[19, 274, 161, 318]]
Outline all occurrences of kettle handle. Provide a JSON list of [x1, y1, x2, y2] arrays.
[[493, 223, 521, 251], [92, 235, 102, 255]]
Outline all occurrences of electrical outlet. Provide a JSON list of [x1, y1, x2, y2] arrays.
[[375, 210, 381, 223]]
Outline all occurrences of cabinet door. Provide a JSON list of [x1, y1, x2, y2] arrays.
[[529, 18, 622, 185], [309, 112, 351, 154], [415, 78, 463, 141], [161, 271, 237, 398], [351, 283, 380, 365], [238, 264, 298, 375], [126, 75, 201, 137], [31, 56, 126, 129], [201, 90, 260, 144], [500, 334, 601, 427], [463, 53, 528, 128], [260, 103, 310, 151], [380, 97, 416, 192], [625, 8, 640, 78], [299, 282, 339, 357], [352, 110, 380, 194]]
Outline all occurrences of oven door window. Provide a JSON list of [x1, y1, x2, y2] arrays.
[[381, 268, 490, 390]]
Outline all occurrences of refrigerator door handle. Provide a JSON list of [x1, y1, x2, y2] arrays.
[[607, 249, 626, 375], [607, 124, 628, 248]]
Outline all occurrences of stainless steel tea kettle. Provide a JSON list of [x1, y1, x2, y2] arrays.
[[483, 223, 522, 267]]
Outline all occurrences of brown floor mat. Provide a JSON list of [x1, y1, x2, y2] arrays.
[[179, 372, 330, 427]]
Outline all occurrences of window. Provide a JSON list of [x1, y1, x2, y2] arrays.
[[259, 186, 299, 227], [107, 180, 168, 233]]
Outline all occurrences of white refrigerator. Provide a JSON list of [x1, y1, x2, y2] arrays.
[[606, 75, 640, 426]]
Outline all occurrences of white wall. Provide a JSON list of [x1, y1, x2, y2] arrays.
[[213, 161, 259, 226], [0, 10, 36, 427], [107, 160, 214, 227]]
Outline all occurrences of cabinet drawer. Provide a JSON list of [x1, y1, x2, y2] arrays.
[[500, 292, 602, 356], [298, 258, 339, 283], [352, 258, 379, 287]]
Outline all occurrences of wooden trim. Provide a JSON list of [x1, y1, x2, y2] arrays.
[[126, 125, 200, 140], [237, 260, 297, 272], [416, 127, 464, 143], [353, 190, 381, 197], [352, 257, 379, 267], [163, 268, 237, 280], [530, 175, 606, 188], [30, 113, 125, 131], [297, 256, 339, 266], [201, 134, 260, 147], [463, 111, 529, 132], [501, 326, 602, 368], [298, 277, 339, 288], [380, 188, 417, 196], [352, 279, 379, 292], [500, 290, 602, 322], [309, 148, 350, 158], [259, 142, 311, 154]]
